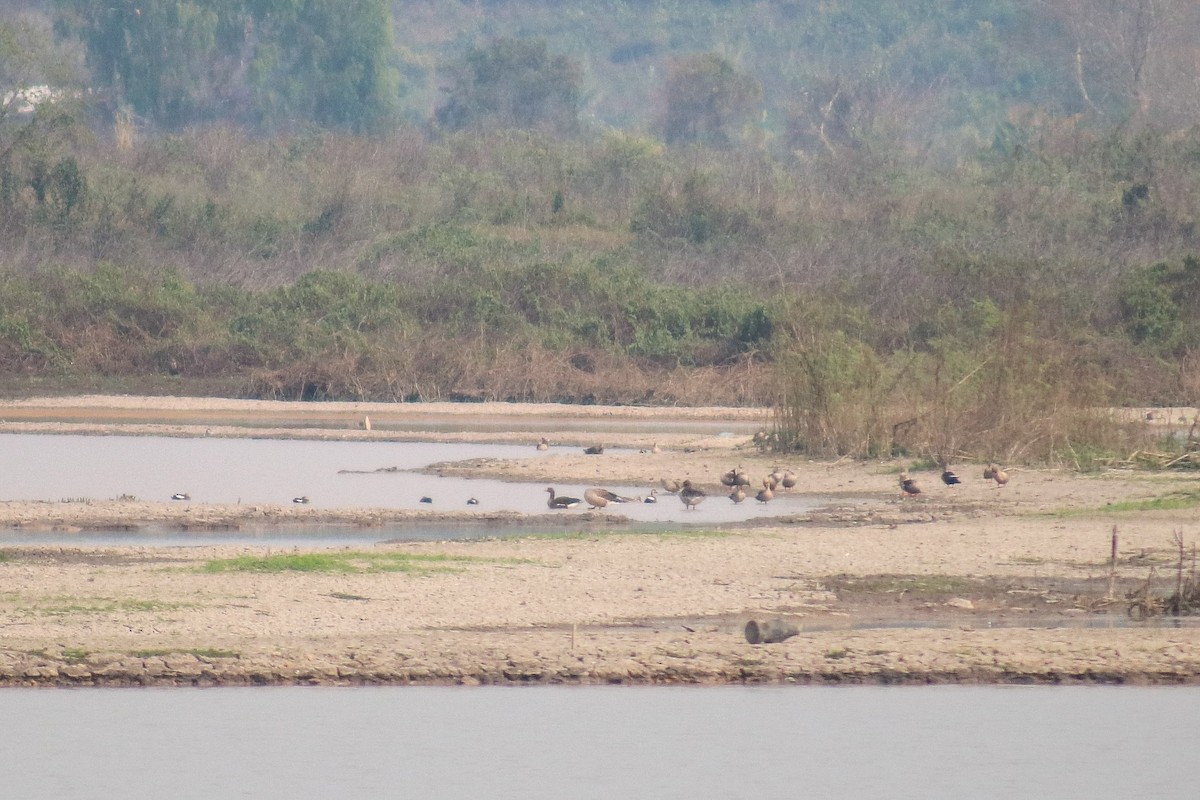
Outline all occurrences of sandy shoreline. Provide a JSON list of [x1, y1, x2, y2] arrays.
[[1, 395, 1199, 687]]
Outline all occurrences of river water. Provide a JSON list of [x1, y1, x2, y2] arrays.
[[2, 685, 1196, 799]]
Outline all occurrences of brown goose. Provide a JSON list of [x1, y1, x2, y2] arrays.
[[781, 470, 797, 489], [584, 487, 629, 509], [583, 444, 605, 455], [755, 479, 774, 504], [720, 467, 740, 487], [899, 471, 921, 498], [536, 437, 550, 451], [729, 485, 746, 503], [546, 487, 581, 509], [983, 464, 996, 481], [661, 478, 682, 494], [679, 480, 706, 510]]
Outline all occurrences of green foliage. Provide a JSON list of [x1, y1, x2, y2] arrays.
[[1118, 257, 1200, 353], [200, 551, 484, 574], [662, 53, 761, 147], [55, 0, 401, 132], [436, 37, 582, 134]]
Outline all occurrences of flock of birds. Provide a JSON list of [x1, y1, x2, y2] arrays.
[[167, 435, 1011, 510], [899, 463, 1010, 498]]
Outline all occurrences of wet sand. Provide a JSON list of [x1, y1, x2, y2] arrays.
[[1, 395, 1198, 687]]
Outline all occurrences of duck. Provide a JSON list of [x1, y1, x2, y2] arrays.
[[781, 470, 797, 489], [940, 464, 961, 486], [899, 471, 921, 498], [170, 493, 190, 501], [643, 490, 658, 504], [660, 478, 682, 494], [584, 487, 629, 509], [583, 444, 605, 455], [536, 437, 550, 451], [546, 487, 581, 509], [467, 497, 479, 505], [991, 465, 1010, 488], [679, 480, 706, 510], [729, 485, 746, 504], [720, 468, 740, 488], [982, 464, 996, 481], [292, 496, 310, 504], [755, 479, 774, 504], [419, 496, 433, 504]]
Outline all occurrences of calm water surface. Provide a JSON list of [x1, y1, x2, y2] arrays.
[[1, 685, 1196, 799], [0, 433, 836, 531]]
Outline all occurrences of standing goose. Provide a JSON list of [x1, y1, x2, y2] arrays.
[[679, 480, 706, 510], [982, 464, 996, 481], [584, 487, 629, 509], [720, 467, 740, 487], [536, 437, 550, 451], [755, 479, 774, 504], [729, 485, 746, 504], [546, 487, 581, 509], [781, 470, 797, 489], [899, 471, 921, 498], [661, 478, 682, 494]]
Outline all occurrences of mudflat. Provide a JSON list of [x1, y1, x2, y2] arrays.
[[1, 395, 1198, 687]]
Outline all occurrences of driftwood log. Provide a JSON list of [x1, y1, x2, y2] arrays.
[[744, 618, 799, 645]]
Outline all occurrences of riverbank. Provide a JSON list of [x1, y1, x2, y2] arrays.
[[1, 395, 1198, 687]]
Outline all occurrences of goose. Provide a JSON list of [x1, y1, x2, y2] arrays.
[[292, 496, 310, 504], [982, 464, 996, 481], [650, 442, 662, 454], [583, 444, 605, 455], [679, 480, 706, 510], [170, 493, 190, 501], [720, 468, 740, 488], [536, 437, 550, 451], [729, 485, 746, 504], [643, 489, 658, 504], [584, 487, 629, 509], [546, 487, 581, 509], [660, 478, 682, 494], [781, 470, 797, 489], [899, 472, 921, 498], [734, 469, 752, 488], [755, 479, 774, 504]]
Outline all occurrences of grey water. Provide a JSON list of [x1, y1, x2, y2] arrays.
[[0, 433, 835, 539], [2, 685, 1197, 800]]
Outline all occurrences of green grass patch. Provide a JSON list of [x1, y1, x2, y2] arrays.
[[200, 551, 524, 575], [60, 647, 89, 663], [132, 647, 241, 659], [29, 597, 190, 616], [1048, 489, 1200, 516], [825, 574, 982, 595]]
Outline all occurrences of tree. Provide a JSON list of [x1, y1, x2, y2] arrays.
[[661, 53, 761, 148], [53, 0, 401, 133], [435, 38, 582, 134]]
